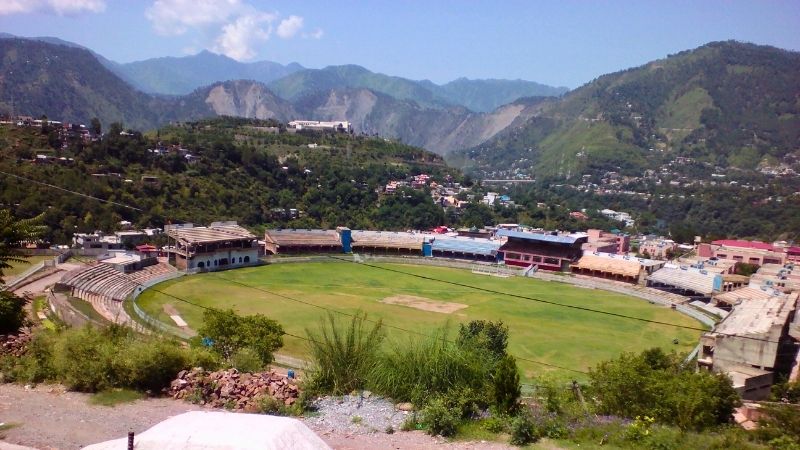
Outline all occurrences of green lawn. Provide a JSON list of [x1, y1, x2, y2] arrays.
[[1, 255, 51, 280], [136, 262, 702, 380]]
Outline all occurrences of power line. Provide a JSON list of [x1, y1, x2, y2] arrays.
[[208, 272, 589, 374], [326, 255, 787, 345], [0, 170, 144, 212]]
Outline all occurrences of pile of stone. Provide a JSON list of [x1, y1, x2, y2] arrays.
[[0, 327, 32, 357], [167, 368, 300, 411]]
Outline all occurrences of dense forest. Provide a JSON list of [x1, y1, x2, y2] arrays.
[[0, 118, 459, 243]]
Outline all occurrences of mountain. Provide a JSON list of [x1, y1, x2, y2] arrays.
[[117, 51, 304, 95], [0, 32, 135, 86], [269, 65, 567, 112], [269, 65, 454, 109], [425, 78, 568, 112], [455, 41, 800, 179], [0, 38, 164, 130], [173, 80, 298, 122], [0, 38, 537, 154]]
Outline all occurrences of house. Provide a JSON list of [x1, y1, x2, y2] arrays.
[[698, 240, 787, 266], [496, 230, 587, 271]]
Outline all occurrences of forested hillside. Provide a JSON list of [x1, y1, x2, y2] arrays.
[[458, 41, 800, 179], [0, 118, 458, 243]]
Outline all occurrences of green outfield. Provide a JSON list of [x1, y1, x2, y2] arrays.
[[135, 261, 704, 379]]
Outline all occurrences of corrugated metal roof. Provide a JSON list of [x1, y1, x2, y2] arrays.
[[496, 229, 582, 245], [168, 225, 255, 245], [431, 237, 501, 256]]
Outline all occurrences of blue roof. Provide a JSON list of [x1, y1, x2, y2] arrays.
[[496, 229, 582, 245], [431, 237, 501, 256]]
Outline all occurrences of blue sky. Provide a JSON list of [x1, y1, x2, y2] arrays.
[[1, 0, 798, 88]]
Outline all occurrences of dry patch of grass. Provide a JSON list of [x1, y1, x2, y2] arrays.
[[381, 295, 468, 314]]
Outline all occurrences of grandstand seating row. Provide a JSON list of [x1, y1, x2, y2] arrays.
[[60, 262, 177, 326], [431, 236, 501, 256], [351, 230, 428, 250], [647, 266, 720, 296]]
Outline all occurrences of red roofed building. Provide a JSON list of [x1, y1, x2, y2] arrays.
[[787, 247, 800, 263], [698, 240, 786, 266]]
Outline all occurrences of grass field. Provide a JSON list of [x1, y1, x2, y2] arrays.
[[136, 262, 703, 380]]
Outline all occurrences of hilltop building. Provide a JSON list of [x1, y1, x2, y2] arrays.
[[166, 222, 258, 271], [288, 120, 352, 133]]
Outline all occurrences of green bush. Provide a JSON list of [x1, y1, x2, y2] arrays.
[[368, 330, 494, 404], [509, 412, 538, 446], [0, 291, 27, 334], [199, 309, 283, 365], [492, 355, 521, 414], [2, 325, 220, 393], [230, 347, 264, 373], [589, 348, 740, 431], [420, 397, 459, 437], [482, 416, 508, 433], [305, 312, 384, 395]]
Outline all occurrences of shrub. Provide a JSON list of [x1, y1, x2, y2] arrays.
[[492, 355, 521, 414], [624, 416, 655, 442], [456, 320, 508, 360], [305, 312, 383, 395], [230, 347, 263, 373], [4, 325, 220, 393], [0, 291, 27, 334], [589, 348, 740, 431], [482, 416, 508, 433], [509, 412, 538, 446], [368, 330, 493, 403], [199, 309, 283, 365], [420, 397, 459, 437]]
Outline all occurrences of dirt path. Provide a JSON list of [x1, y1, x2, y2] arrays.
[[0, 384, 514, 450]]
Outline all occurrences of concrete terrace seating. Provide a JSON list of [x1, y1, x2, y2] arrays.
[[572, 254, 641, 278], [647, 266, 719, 296], [351, 230, 427, 251], [431, 236, 501, 257], [60, 262, 180, 328], [264, 229, 341, 252]]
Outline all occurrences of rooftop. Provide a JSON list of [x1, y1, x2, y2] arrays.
[[712, 239, 777, 252], [713, 293, 797, 337], [167, 225, 255, 245], [496, 229, 584, 245]]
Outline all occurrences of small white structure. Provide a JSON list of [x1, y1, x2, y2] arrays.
[[83, 411, 331, 450]]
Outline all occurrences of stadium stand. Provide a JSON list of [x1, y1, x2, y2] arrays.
[[646, 265, 722, 298], [264, 229, 342, 254], [571, 252, 665, 284], [496, 230, 587, 271], [430, 236, 501, 261], [167, 222, 258, 270], [59, 261, 178, 326], [351, 230, 428, 254]]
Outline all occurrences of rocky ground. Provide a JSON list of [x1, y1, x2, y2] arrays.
[[0, 384, 516, 449]]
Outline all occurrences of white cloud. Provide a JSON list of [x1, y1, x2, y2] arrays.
[[212, 13, 275, 61], [0, 0, 105, 15], [144, 0, 316, 60], [304, 28, 324, 40], [145, 0, 243, 36], [276, 15, 303, 39]]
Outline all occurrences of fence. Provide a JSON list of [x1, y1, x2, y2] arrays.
[[128, 271, 195, 339], [4, 251, 73, 291]]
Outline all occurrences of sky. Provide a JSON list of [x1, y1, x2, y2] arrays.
[[0, 0, 798, 88]]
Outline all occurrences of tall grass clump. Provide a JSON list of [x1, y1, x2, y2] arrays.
[[305, 312, 384, 395], [368, 329, 494, 405]]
